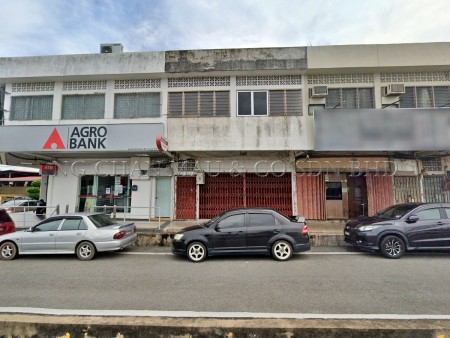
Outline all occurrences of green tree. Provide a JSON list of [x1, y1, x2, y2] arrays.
[[26, 180, 41, 200]]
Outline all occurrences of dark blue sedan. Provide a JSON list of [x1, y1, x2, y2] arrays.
[[172, 208, 310, 262]]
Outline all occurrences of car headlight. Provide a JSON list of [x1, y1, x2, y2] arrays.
[[174, 233, 184, 241], [359, 225, 381, 232]]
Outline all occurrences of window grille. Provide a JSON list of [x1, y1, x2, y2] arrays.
[[150, 158, 172, 168], [168, 77, 230, 88], [168, 91, 230, 117], [380, 72, 450, 83], [325, 88, 374, 108], [63, 81, 107, 91], [62, 94, 105, 119], [12, 82, 55, 92], [236, 75, 302, 86], [307, 74, 374, 85], [399, 86, 450, 108], [177, 159, 196, 173], [10, 96, 53, 120], [114, 93, 161, 118], [114, 79, 161, 89], [422, 158, 443, 172]]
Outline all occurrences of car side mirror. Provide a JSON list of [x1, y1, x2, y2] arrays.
[[407, 215, 419, 223], [215, 225, 221, 232]]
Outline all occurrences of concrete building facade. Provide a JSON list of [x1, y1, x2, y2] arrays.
[[0, 42, 449, 220]]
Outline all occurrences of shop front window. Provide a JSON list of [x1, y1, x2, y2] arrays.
[[326, 182, 342, 200], [78, 175, 131, 213]]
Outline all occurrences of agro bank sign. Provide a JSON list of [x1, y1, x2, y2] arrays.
[[0, 123, 164, 152]]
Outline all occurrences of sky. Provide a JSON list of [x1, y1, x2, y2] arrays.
[[1, 0, 450, 57]]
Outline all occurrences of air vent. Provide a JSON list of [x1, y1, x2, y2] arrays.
[[309, 86, 328, 98], [384, 84, 405, 96], [100, 43, 123, 54]]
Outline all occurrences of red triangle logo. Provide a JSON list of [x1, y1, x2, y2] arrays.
[[42, 128, 65, 150]]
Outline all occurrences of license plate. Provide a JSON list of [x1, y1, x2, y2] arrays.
[[344, 231, 350, 236]]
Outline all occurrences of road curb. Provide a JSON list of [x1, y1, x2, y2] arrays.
[[134, 232, 347, 247], [0, 314, 449, 338]]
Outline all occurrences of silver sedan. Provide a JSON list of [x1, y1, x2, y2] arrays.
[[0, 212, 137, 261]]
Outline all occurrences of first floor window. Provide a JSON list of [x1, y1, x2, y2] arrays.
[[168, 91, 230, 117], [325, 88, 374, 109], [10, 95, 53, 120], [62, 94, 105, 119], [399, 86, 450, 108], [114, 92, 160, 118], [237, 91, 268, 116], [237, 90, 302, 116]]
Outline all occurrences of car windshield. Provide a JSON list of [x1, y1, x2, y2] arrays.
[[374, 204, 420, 219], [88, 214, 117, 227], [202, 216, 219, 228]]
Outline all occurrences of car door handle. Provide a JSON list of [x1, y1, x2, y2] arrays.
[[76, 233, 83, 235], [273, 230, 281, 233], [436, 222, 444, 225], [49, 234, 55, 237]]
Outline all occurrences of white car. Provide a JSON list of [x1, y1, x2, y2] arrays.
[[0, 212, 137, 261]]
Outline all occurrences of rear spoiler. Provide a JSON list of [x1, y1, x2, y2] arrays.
[[289, 215, 306, 224]]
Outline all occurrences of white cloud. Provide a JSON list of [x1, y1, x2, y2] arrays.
[[0, 0, 450, 57]]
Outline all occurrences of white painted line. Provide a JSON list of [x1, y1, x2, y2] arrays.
[[1, 307, 449, 320]]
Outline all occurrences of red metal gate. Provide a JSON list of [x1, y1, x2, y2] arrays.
[[175, 177, 196, 219], [199, 174, 243, 219], [199, 173, 292, 219], [296, 174, 326, 220], [246, 173, 292, 216]]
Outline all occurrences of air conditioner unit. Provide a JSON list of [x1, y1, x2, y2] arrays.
[[309, 86, 328, 98], [384, 84, 405, 96], [100, 43, 123, 54]]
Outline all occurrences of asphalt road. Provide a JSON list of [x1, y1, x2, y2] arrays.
[[1, 247, 450, 317]]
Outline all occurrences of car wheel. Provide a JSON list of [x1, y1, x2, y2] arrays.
[[380, 235, 405, 259], [76, 241, 96, 261], [272, 240, 293, 261], [0, 241, 17, 260], [187, 242, 207, 263]]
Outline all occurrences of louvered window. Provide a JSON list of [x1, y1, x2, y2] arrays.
[[10, 96, 53, 120], [325, 88, 374, 108], [399, 86, 450, 108], [114, 93, 160, 118], [168, 91, 230, 117], [269, 90, 302, 116], [62, 94, 105, 119]]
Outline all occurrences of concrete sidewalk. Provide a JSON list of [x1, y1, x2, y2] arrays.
[[133, 219, 347, 247]]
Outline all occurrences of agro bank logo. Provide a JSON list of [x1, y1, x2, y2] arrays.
[[42, 127, 108, 150]]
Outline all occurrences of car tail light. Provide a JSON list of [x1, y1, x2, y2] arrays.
[[133, 226, 137, 233], [301, 225, 309, 236], [113, 230, 127, 239]]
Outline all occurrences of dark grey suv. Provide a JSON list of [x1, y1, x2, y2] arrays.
[[172, 208, 310, 262], [344, 203, 450, 258]]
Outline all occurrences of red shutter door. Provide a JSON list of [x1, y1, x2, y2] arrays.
[[366, 173, 394, 216], [246, 173, 292, 216], [296, 174, 326, 220], [199, 174, 244, 219], [175, 177, 196, 219]]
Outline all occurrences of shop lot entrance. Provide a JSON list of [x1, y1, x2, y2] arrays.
[[175, 173, 292, 219]]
